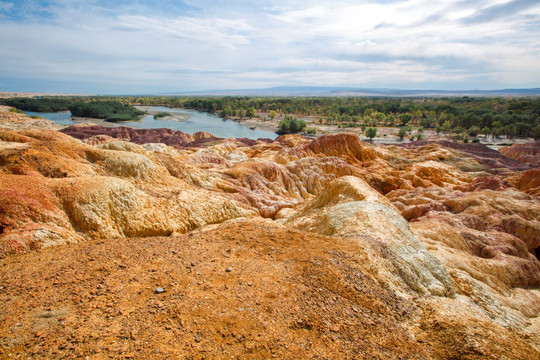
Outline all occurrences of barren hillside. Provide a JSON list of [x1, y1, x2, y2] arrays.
[[0, 107, 539, 359]]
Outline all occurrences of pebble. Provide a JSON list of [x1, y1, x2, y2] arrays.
[[155, 287, 165, 294], [225, 267, 233, 272]]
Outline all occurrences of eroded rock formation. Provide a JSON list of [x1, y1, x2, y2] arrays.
[[1, 111, 539, 358], [499, 142, 540, 167]]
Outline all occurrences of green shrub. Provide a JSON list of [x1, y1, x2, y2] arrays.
[[104, 111, 144, 122], [278, 115, 307, 134], [306, 126, 318, 134], [154, 112, 171, 119], [364, 127, 377, 140]]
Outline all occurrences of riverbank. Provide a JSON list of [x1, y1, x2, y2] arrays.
[[224, 111, 535, 147], [135, 106, 190, 122]]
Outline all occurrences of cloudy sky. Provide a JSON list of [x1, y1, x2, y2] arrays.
[[1, 0, 539, 94]]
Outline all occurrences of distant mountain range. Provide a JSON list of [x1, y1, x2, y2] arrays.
[[161, 86, 540, 97]]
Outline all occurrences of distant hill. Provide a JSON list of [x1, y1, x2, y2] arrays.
[[162, 86, 540, 97]]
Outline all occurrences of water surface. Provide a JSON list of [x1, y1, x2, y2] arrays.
[[24, 106, 277, 140]]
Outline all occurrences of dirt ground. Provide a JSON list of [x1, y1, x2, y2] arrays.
[[0, 219, 430, 359]]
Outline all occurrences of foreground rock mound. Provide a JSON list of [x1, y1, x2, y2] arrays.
[[289, 176, 454, 297], [1, 219, 538, 359]]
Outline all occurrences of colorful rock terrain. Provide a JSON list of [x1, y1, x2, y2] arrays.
[[0, 106, 539, 359]]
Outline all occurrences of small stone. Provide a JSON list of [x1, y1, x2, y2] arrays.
[[155, 287, 165, 294], [225, 267, 233, 272]]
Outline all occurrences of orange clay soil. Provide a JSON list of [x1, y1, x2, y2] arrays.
[[1, 219, 537, 359]]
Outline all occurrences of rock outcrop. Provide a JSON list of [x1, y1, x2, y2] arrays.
[[499, 142, 540, 167], [0, 106, 60, 131], [398, 139, 530, 170], [288, 176, 455, 297]]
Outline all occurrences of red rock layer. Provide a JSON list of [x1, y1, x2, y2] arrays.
[[499, 142, 540, 166], [397, 139, 528, 170], [60, 125, 219, 149]]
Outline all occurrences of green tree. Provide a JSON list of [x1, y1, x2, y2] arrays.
[[491, 121, 503, 139], [442, 120, 451, 133], [363, 116, 372, 126], [504, 124, 517, 139], [365, 127, 377, 140], [386, 114, 396, 126], [278, 115, 306, 134], [246, 107, 256, 118], [468, 126, 480, 137], [269, 110, 277, 120], [238, 109, 246, 119], [399, 113, 412, 126], [397, 127, 408, 139], [372, 112, 386, 125], [534, 125, 540, 141], [413, 109, 423, 123]]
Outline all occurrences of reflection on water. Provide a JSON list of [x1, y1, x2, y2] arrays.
[[24, 106, 277, 140]]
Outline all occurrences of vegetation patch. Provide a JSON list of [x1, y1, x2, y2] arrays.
[[0, 97, 144, 122], [2, 95, 539, 139], [153, 112, 171, 119], [1, 97, 72, 112], [277, 115, 307, 134]]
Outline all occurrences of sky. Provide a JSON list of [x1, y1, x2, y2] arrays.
[[0, 0, 539, 94]]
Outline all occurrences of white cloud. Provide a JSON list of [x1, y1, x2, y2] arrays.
[[0, 2, 14, 11], [0, 0, 539, 92]]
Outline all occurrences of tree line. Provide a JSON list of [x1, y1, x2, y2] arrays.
[[2, 95, 539, 138], [0, 97, 144, 122], [126, 96, 540, 139]]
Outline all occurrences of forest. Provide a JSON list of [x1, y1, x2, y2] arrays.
[[2, 95, 539, 139], [0, 97, 144, 122], [129, 96, 540, 139]]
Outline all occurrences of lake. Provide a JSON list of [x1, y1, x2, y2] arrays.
[[24, 106, 277, 140]]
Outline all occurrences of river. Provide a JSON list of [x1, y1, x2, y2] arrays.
[[24, 106, 277, 140]]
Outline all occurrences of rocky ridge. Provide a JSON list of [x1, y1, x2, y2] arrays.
[[1, 109, 539, 358]]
